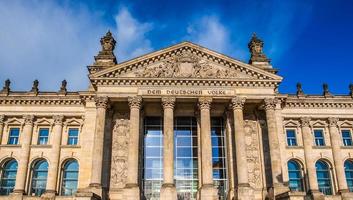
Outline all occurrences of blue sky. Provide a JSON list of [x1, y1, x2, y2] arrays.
[[0, 0, 352, 94]]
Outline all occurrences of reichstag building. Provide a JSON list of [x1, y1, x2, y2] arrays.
[[0, 32, 353, 200]]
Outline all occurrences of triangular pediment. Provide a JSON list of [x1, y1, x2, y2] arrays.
[[90, 42, 282, 84]]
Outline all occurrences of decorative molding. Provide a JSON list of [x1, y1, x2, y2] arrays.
[[0, 115, 4, 125], [264, 98, 277, 110], [328, 117, 339, 127], [300, 117, 311, 127], [53, 115, 64, 126], [128, 96, 142, 109], [231, 97, 246, 110], [161, 97, 176, 109], [95, 96, 109, 109], [198, 97, 212, 110], [23, 115, 34, 125]]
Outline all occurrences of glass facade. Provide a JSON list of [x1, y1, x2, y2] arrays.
[[342, 130, 353, 146], [8, 128, 19, 145], [61, 160, 79, 196], [0, 159, 17, 195], [316, 160, 332, 195], [286, 129, 297, 146], [345, 160, 353, 192], [143, 117, 163, 200], [30, 160, 48, 196], [38, 128, 49, 145], [211, 117, 227, 199], [174, 117, 198, 200], [287, 160, 304, 191], [314, 130, 325, 146]]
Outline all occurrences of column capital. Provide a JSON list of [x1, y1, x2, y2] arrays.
[[95, 96, 109, 109], [53, 115, 64, 125], [23, 115, 34, 125], [328, 117, 339, 127], [128, 96, 142, 109], [198, 97, 212, 110], [300, 117, 311, 127], [0, 115, 4, 125], [231, 97, 246, 110], [264, 98, 277, 110], [161, 97, 176, 110]]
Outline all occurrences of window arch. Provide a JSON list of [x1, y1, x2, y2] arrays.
[[30, 159, 48, 196], [61, 159, 79, 196], [287, 160, 304, 192], [316, 160, 333, 195], [0, 159, 18, 195], [344, 160, 353, 192]]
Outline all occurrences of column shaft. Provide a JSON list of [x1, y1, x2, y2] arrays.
[[14, 115, 34, 194], [0, 115, 4, 145], [90, 97, 109, 187], [46, 115, 64, 193], [301, 117, 319, 192], [225, 110, 235, 199], [231, 97, 249, 186], [264, 99, 282, 186], [126, 96, 142, 186], [328, 118, 348, 192]]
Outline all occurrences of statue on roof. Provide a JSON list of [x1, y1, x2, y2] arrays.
[[93, 30, 117, 66], [248, 33, 270, 64]]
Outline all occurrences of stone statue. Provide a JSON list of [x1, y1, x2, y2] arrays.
[[323, 83, 332, 97], [94, 31, 117, 65], [248, 33, 270, 64], [101, 31, 116, 52], [296, 82, 304, 96], [31, 79, 39, 94], [0, 79, 10, 94], [349, 83, 353, 97], [59, 80, 67, 93]]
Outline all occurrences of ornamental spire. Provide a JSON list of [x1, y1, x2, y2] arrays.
[[93, 30, 117, 66], [248, 33, 272, 70]]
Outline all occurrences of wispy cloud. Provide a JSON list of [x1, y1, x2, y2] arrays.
[[114, 7, 153, 61]]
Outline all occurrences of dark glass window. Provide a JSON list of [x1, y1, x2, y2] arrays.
[[316, 160, 332, 195], [287, 160, 304, 191], [174, 117, 198, 200], [211, 117, 227, 199], [342, 130, 353, 146], [61, 160, 79, 196], [8, 128, 19, 145], [286, 129, 297, 146], [345, 160, 353, 192], [38, 128, 49, 145], [0, 159, 17, 195], [314, 130, 325, 146], [30, 160, 48, 196], [143, 117, 163, 199], [67, 128, 79, 145]]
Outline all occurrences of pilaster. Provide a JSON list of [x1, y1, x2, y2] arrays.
[[0, 115, 4, 145]]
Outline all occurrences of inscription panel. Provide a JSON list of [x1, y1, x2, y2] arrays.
[[139, 89, 235, 96]]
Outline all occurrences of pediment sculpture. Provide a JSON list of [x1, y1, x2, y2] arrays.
[[135, 51, 238, 78]]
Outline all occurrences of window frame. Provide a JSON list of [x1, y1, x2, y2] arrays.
[[67, 128, 79, 145], [60, 159, 79, 196], [285, 129, 298, 147], [7, 127, 20, 145], [0, 159, 18, 195], [341, 129, 353, 147], [29, 159, 49, 196], [37, 127, 50, 145], [344, 160, 353, 192], [287, 160, 305, 192], [316, 160, 333, 195], [313, 129, 326, 147]]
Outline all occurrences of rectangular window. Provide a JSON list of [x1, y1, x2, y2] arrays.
[[286, 129, 297, 146], [342, 130, 353, 146], [37, 128, 49, 145], [67, 128, 79, 145], [314, 130, 325, 146], [8, 128, 20, 145]]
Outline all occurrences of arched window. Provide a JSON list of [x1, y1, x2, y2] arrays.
[[61, 159, 79, 196], [344, 160, 353, 192], [0, 159, 18, 195], [30, 160, 48, 196], [287, 160, 304, 191], [316, 160, 332, 195]]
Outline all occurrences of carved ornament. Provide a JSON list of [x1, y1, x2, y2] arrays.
[[161, 97, 176, 109], [0, 115, 4, 125], [231, 97, 246, 110], [53, 115, 64, 125], [128, 96, 142, 109], [95, 96, 109, 109], [198, 97, 212, 110], [300, 117, 311, 127], [328, 117, 339, 127], [23, 115, 34, 125], [264, 98, 277, 110]]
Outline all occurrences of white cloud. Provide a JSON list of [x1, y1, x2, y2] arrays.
[[0, 1, 106, 91], [114, 7, 153, 61]]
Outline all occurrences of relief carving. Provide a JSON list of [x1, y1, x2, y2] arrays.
[[244, 120, 263, 189], [110, 113, 129, 188], [135, 51, 237, 78]]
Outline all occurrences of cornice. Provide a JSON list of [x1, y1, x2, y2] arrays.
[[280, 95, 353, 109]]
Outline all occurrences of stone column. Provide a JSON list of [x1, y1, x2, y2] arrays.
[[124, 96, 142, 200], [198, 97, 218, 200], [225, 110, 235, 200], [0, 115, 4, 144], [161, 97, 177, 200], [264, 98, 285, 196], [13, 115, 34, 194], [328, 118, 350, 195], [300, 117, 323, 199], [44, 115, 64, 197], [90, 96, 109, 189], [231, 97, 253, 199]]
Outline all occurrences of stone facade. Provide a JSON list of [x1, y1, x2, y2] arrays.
[[0, 32, 353, 200]]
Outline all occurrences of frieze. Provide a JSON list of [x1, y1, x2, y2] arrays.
[[139, 89, 235, 96]]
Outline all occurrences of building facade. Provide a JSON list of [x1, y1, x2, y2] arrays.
[[0, 32, 353, 200]]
